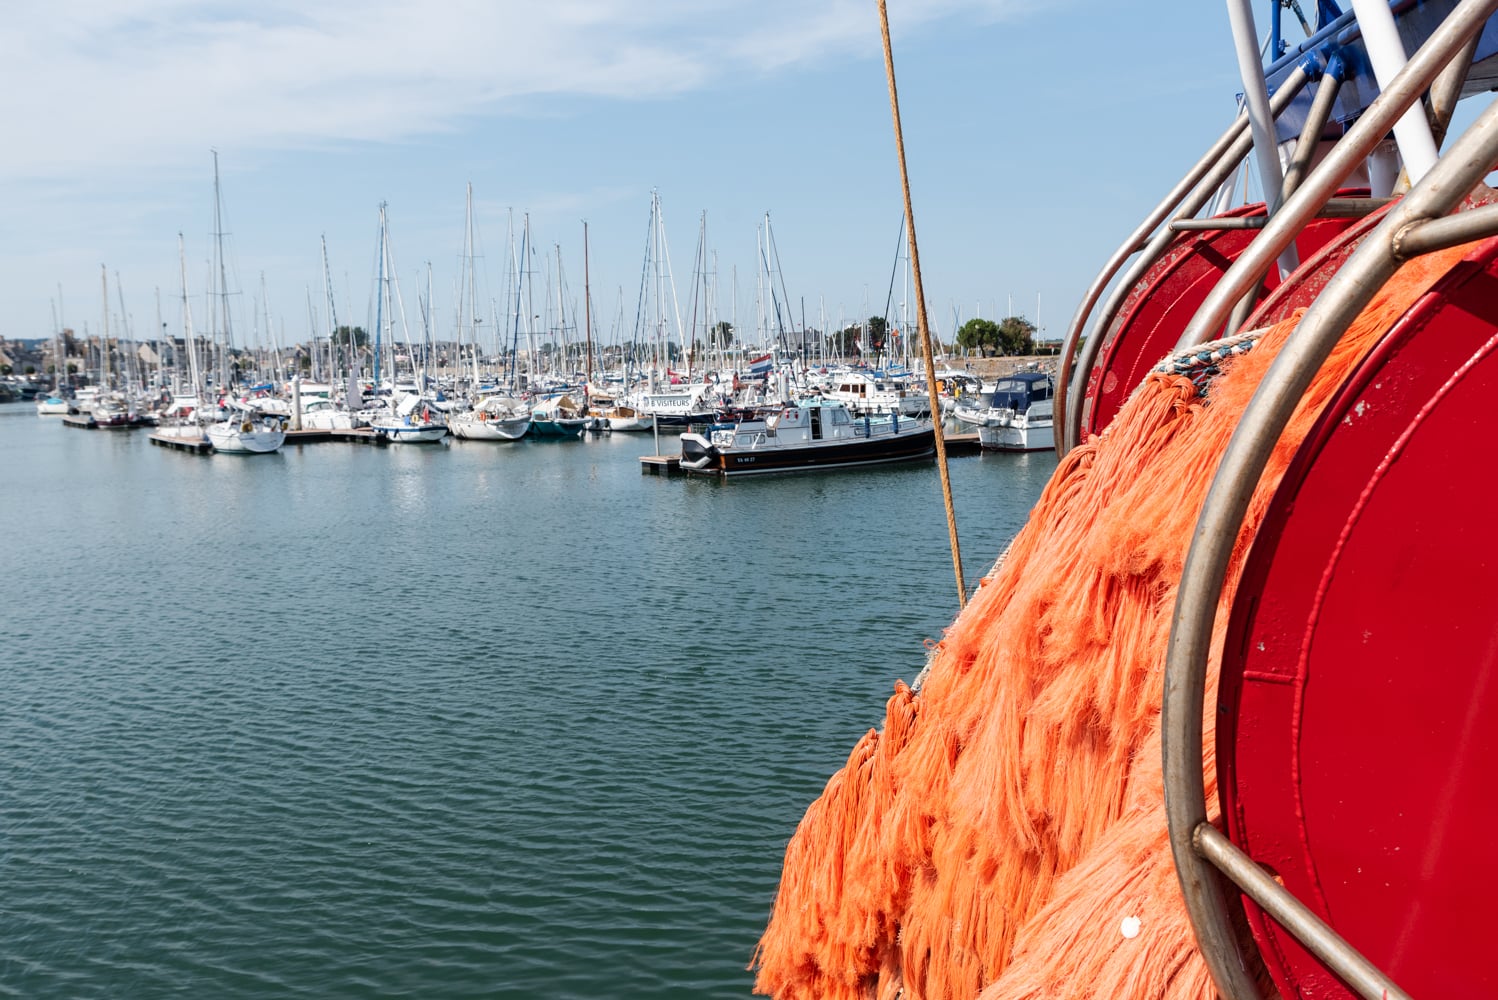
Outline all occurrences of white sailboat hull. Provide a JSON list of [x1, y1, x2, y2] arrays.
[[450, 414, 530, 440], [371, 421, 448, 443], [606, 413, 653, 432], [208, 422, 286, 454]]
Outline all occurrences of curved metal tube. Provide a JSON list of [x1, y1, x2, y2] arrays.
[[1162, 20, 1498, 1000], [1169, 0, 1498, 355], [1054, 67, 1308, 456]]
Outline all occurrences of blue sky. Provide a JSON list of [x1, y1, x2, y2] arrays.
[[2, 0, 1249, 354]]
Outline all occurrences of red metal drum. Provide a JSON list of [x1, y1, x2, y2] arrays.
[[1081, 196, 1366, 442], [1217, 235, 1498, 998]]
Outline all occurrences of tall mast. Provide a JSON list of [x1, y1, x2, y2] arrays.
[[374, 203, 385, 389], [466, 182, 481, 390], [583, 220, 594, 388], [178, 233, 203, 404], [100, 264, 110, 388], [320, 235, 339, 380], [212, 149, 232, 392], [555, 243, 565, 380]]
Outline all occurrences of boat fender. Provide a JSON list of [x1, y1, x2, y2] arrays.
[[241, 420, 253, 433], [479, 411, 489, 422]]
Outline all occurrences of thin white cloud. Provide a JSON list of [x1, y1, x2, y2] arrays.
[[2, 0, 1028, 184]]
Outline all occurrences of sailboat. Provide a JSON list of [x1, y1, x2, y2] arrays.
[[35, 304, 69, 415], [527, 391, 588, 437], [364, 204, 448, 443], [207, 401, 288, 453], [447, 183, 531, 442], [196, 153, 285, 454], [450, 390, 531, 440]]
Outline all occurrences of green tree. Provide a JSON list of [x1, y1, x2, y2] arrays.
[[333, 325, 368, 348], [828, 324, 862, 357], [711, 321, 734, 347], [867, 315, 888, 353], [956, 317, 1001, 356], [996, 316, 1037, 355]]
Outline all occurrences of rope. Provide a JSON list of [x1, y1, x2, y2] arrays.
[[1151, 326, 1265, 395], [877, 0, 967, 609]]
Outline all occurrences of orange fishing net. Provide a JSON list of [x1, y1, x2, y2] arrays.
[[753, 242, 1472, 1000]]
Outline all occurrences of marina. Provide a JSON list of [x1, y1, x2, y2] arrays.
[[0, 400, 1053, 998], [6, 0, 1497, 996]]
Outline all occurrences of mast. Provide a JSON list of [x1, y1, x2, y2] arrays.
[[100, 265, 110, 389], [556, 243, 565, 381], [211, 149, 232, 392], [178, 233, 204, 407], [49, 299, 61, 393], [153, 286, 163, 391], [114, 270, 135, 390], [583, 220, 594, 389], [305, 286, 319, 383], [374, 203, 385, 389], [320, 235, 339, 383], [55, 284, 66, 393], [465, 183, 482, 391]]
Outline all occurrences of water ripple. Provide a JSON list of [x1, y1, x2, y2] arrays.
[[0, 405, 1052, 997]]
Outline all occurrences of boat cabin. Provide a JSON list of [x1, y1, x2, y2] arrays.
[[988, 371, 1054, 413]]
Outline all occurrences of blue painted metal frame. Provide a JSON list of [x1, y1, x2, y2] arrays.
[[1261, 1, 1498, 143]]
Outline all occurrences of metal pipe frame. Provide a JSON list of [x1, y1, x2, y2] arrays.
[[1394, 200, 1498, 254], [1169, 198, 1395, 232], [1194, 825, 1414, 1000], [1169, 0, 1498, 355], [1053, 68, 1308, 456], [1229, 0, 1292, 216], [1162, 10, 1498, 998], [1226, 65, 1349, 338], [1429, 31, 1483, 147]]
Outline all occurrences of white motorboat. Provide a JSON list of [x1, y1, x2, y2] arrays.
[[972, 371, 1055, 452]]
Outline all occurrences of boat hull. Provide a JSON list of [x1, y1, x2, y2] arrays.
[[529, 419, 587, 439], [606, 414, 653, 432], [977, 420, 1054, 452], [207, 425, 286, 454], [450, 415, 531, 440], [371, 423, 448, 443], [680, 427, 936, 476]]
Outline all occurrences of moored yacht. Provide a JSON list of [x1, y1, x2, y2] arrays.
[[207, 403, 287, 454], [973, 371, 1054, 452], [678, 398, 934, 476]]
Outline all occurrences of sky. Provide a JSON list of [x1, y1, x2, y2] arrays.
[[0, 0, 1250, 354]]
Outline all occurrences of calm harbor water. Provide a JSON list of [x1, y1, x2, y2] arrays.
[[0, 402, 1054, 999]]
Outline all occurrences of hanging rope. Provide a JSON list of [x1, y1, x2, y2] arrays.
[[877, 0, 967, 609]]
